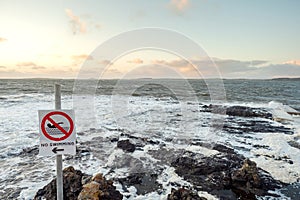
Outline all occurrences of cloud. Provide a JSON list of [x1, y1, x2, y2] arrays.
[[208, 59, 268, 74], [100, 59, 112, 65], [111, 58, 300, 79], [119, 64, 186, 79], [169, 0, 190, 14], [150, 57, 299, 79], [250, 60, 268, 66], [16, 62, 46, 70], [72, 54, 93, 61], [31, 66, 46, 70], [0, 37, 7, 42], [65, 8, 87, 34], [17, 62, 37, 67], [127, 58, 144, 64], [0, 69, 26, 78], [283, 60, 300, 66], [249, 64, 300, 79]]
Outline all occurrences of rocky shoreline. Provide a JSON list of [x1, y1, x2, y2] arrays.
[[33, 146, 286, 200], [4, 105, 300, 199]]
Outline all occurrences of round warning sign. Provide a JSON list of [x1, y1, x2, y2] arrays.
[[41, 111, 74, 141]]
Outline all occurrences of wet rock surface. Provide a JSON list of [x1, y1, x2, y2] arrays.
[[202, 104, 273, 119], [78, 173, 123, 200], [19, 145, 39, 156], [34, 166, 91, 200], [171, 145, 285, 199], [117, 139, 136, 153], [31, 136, 296, 200], [201, 105, 293, 135], [223, 117, 293, 134], [117, 173, 162, 195], [27, 104, 297, 199], [0, 187, 25, 200], [167, 187, 207, 200], [34, 167, 122, 200]]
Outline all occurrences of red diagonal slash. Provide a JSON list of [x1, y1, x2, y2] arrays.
[[41, 111, 74, 141], [47, 117, 68, 135]]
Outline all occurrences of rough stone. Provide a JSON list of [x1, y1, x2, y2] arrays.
[[167, 187, 207, 200], [231, 159, 261, 199], [223, 117, 293, 135], [78, 182, 101, 200], [171, 145, 285, 199], [34, 167, 122, 200], [78, 173, 123, 200], [202, 105, 272, 119], [117, 139, 136, 153], [117, 173, 162, 195], [34, 166, 91, 200]]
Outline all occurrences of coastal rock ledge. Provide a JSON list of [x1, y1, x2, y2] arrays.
[[34, 166, 123, 200], [34, 149, 285, 200]]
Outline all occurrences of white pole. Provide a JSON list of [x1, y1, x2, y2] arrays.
[[55, 84, 63, 200]]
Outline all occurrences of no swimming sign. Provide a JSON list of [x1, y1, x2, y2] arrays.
[[38, 110, 76, 156]]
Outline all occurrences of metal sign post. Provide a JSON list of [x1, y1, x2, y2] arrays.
[[55, 84, 63, 200], [38, 84, 76, 199]]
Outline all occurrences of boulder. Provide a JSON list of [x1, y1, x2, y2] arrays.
[[117, 139, 136, 153], [171, 145, 285, 199], [167, 188, 207, 200], [78, 173, 123, 200], [231, 159, 283, 199], [78, 182, 101, 200], [202, 105, 272, 119], [223, 117, 293, 135], [34, 166, 91, 200], [117, 173, 162, 195], [34, 167, 122, 200], [226, 106, 272, 119]]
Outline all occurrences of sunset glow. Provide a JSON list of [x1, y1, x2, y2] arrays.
[[0, 0, 300, 79]]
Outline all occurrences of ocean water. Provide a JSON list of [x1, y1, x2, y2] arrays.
[[0, 78, 300, 199]]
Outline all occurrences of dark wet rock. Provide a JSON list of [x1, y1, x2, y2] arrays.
[[280, 182, 300, 199], [254, 154, 294, 165], [231, 159, 265, 198], [201, 105, 293, 134], [110, 137, 119, 142], [226, 106, 272, 119], [171, 152, 240, 198], [147, 139, 160, 145], [202, 104, 227, 115], [117, 139, 136, 153], [78, 173, 123, 200], [171, 144, 285, 199], [18, 145, 39, 157], [107, 153, 162, 177], [34, 167, 122, 200], [117, 173, 162, 195], [212, 143, 235, 154], [167, 187, 207, 200], [223, 117, 293, 135], [34, 166, 91, 200], [202, 104, 272, 119], [0, 187, 25, 200], [120, 133, 140, 140], [118, 132, 163, 147], [252, 144, 270, 149], [148, 147, 185, 166], [288, 140, 300, 149]]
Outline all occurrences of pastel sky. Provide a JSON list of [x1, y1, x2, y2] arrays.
[[0, 0, 300, 79]]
